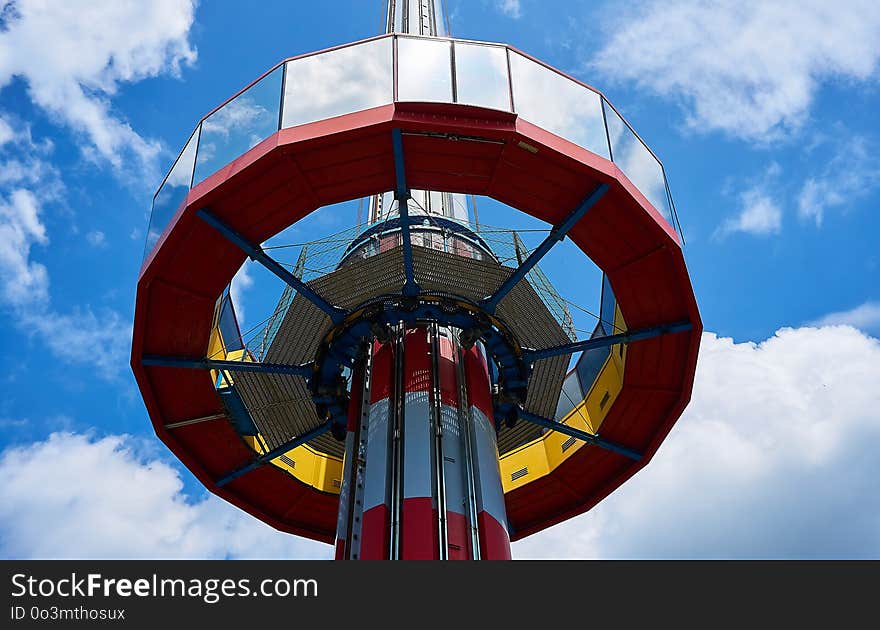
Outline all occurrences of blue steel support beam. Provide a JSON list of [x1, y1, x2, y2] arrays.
[[142, 355, 314, 377], [391, 129, 420, 297], [523, 319, 692, 363], [516, 408, 641, 461], [198, 208, 347, 325], [215, 422, 332, 487], [481, 183, 609, 313]]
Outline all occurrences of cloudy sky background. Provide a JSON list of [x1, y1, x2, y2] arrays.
[[0, 0, 878, 559]]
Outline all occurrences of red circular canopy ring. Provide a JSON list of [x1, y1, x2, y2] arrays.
[[132, 101, 701, 542]]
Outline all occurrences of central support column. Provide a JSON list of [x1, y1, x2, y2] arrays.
[[335, 325, 511, 560]]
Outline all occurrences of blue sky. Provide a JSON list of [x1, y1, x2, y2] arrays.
[[0, 0, 878, 559]]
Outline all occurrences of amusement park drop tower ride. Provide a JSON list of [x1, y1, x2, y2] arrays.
[[132, 0, 702, 560]]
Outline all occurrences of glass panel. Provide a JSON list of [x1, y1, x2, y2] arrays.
[[575, 322, 611, 392], [219, 295, 244, 351], [509, 52, 610, 159], [394, 0, 404, 31], [144, 125, 199, 258], [600, 273, 617, 332], [194, 67, 282, 185], [454, 43, 510, 111], [428, 190, 444, 214], [604, 99, 673, 223], [408, 0, 420, 33], [397, 37, 452, 102], [281, 38, 393, 129], [555, 371, 584, 420]]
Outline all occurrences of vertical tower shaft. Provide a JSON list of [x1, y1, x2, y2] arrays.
[[334, 0, 511, 561], [336, 329, 511, 559], [368, 0, 469, 224]]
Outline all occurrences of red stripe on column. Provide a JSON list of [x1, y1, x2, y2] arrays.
[[437, 335, 459, 407], [446, 510, 471, 560], [478, 511, 511, 560], [403, 327, 431, 393], [347, 364, 364, 431], [360, 504, 390, 560], [370, 340, 393, 404], [401, 497, 438, 560], [334, 539, 346, 560], [463, 345, 492, 418]]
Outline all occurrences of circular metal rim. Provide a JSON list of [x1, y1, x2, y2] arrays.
[[131, 101, 702, 543]]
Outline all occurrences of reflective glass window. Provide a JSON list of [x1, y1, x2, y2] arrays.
[[575, 322, 611, 393], [145, 125, 199, 258], [281, 38, 393, 129], [219, 295, 244, 351], [394, 0, 404, 31], [397, 37, 452, 102], [509, 52, 610, 159], [454, 42, 510, 111], [604, 99, 673, 223], [555, 371, 584, 420], [600, 273, 617, 332], [408, 0, 420, 33], [194, 67, 282, 185]]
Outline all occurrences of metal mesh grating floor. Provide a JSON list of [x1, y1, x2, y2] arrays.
[[231, 245, 571, 457]]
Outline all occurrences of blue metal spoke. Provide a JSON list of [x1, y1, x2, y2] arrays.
[[516, 408, 641, 461], [481, 182, 609, 313], [198, 208, 347, 325], [216, 422, 332, 487], [523, 319, 692, 363], [142, 355, 313, 377], [391, 129, 420, 297]]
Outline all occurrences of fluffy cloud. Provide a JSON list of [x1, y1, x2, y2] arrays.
[[0, 187, 49, 305], [0, 432, 329, 559], [0, 114, 130, 378], [21, 307, 131, 380], [496, 0, 522, 19], [85, 230, 106, 247], [1, 326, 878, 559], [0, 0, 195, 378], [810, 302, 880, 335], [591, 0, 880, 142], [229, 261, 254, 327], [716, 186, 782, 237], [716, 163, 783, 238], [0, 0, 197, 176], [798, 136, 880, 226], [514, 326, 880, 559]]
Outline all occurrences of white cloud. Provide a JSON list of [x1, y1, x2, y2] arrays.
[[0, 114, 130, 379], [85, 230, 106, 247], [496, 0, 522, 19], [798, 137, 880, 226], [0, 115, 15, 145], [0, 187, 49, 305], [810, 302, 880, 335], [716, 187, 782, 237], [514, 326, 880, 558], [0, 432, 329, 559], [0, 113, 59, 191], [591, 0, 880, 142], [2, 327, 878, 559], [229, 261, 254, 327], [21, 307, 131, 380], [716, 163, 783, 237], [0, 5, 197, 381], [0, 0, 197, 176], [201, 97, 270, 140]]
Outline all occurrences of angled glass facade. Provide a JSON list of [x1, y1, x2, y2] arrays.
[[144, 34, 679, 262]]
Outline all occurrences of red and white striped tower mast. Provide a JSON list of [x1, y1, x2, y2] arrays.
[[334, 0, 511, 560]]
